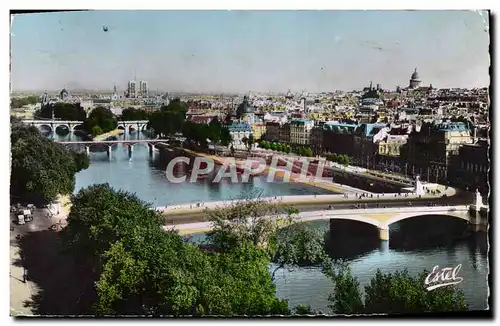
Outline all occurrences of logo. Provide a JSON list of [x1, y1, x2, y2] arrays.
[[424, 264, 464, 291]]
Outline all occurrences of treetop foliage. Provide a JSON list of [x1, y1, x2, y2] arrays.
[[10, 117, 89, 205]]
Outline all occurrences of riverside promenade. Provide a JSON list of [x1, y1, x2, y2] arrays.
[[180, 148, 392, 195], [10, 195, 71, 316]]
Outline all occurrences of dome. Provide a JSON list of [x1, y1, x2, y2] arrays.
[[411, 68, 420, 80]]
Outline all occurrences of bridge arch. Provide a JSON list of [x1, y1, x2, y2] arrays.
[[54, 124, 71, 133], [37, 124, 53, 132], [71, 124, 85, 132], [385, 210, 470, 227]]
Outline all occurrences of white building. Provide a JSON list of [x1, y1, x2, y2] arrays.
[[228, 122, 252, 150], [289, 118, 314, 145]]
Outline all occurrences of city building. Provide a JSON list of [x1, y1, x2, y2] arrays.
[[448, 140, 489, 193], [251, 123, 266, 141], [375, 134, 408, 171], [289, 118, 314, 146], [236, 96, 256, 125], [352, 123, 389, 168], [322, 122, 358, 157], [400, 122, 473, 182], [59, 88, 69, 100], [264, 122, 281, 142], [310, 122, 325, 155], [227, 122, 252, 150], [127, 80, 137, 98], [139, 80, 148, 97], [408, 68, 422, 89]]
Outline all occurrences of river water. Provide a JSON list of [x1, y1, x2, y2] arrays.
[[52, 130, 489, 312]]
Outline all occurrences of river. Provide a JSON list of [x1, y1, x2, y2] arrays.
[[52, 130, 489, 312]]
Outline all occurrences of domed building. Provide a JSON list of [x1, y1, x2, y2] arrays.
[[409, 68, 422, 89], [235, 95, 256, 125], [59, 88, 69, 100]]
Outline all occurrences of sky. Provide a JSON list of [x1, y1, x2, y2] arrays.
[[11, 10, 490, 93]]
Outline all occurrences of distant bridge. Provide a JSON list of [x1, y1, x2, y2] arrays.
[[22, 119, 85, 132], [56, 139, 168, 157], [21, 119, 149, 133]]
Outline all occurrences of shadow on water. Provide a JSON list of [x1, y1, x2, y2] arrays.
[[388, 215, 484, 252], [13, 230, 95, 315], [324, 220, 380, 259]]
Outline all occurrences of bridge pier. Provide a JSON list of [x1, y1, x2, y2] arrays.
[[148, 143, 156, 156], [468, 189, 488, 233], [106, 145, 112, 160], [378, 227, 389, 241], [84, 146, 90, 156], [127, 144, 134, 158]]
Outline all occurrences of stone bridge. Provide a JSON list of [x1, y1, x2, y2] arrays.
[[57, 139, 168, 158], [162, 190, 488, 241], [165, 204, 488, 240], [22, 119, 150, 134], [22, 119, 85, 132], [116, 120, 149, 133]]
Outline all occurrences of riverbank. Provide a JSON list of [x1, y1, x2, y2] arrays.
[[179, 148, 364, 195], [93, 129, 125, 141]]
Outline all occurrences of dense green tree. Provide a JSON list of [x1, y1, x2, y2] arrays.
[[10, 96, 38, 109], [120, 107, 149, 121], [205, 200, 327, 280], [363, 269, 467, 314], [220, 126, 232, 147], [10, 117, 89, 205], [246, 134, 255, 152], [323, 264, 364, 314], [148, 99, 187, 137], [71, 151, 90, 172], [40, 102, 87, 121], [84, 106, 117, 134], [92, 125, 104, 137], [322, 265, 468, 315], [61, 184, 292, 316]]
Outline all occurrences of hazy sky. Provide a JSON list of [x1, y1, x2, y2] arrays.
[[11, 10, 490, 93]]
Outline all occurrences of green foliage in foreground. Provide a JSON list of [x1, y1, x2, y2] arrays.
[[58, 183, 469, 316], [323, 263, 468, 315], [62, 184, 311, 316], [10, 117, 89, 205]]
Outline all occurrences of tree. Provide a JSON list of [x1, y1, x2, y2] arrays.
[[40, 102, 87, 121], [72, 151, 90, 172], [10, 117, 88, 205], [10, 95, 38, 109], [322, 264, 468, 315], [220, 127, 232, 147], [247, 134, 255, 152], [342, 155, 350, 167], [363, 269, 467, 314], [148, 99, 187, 137], [84, 107, 117, 134], [120, 108, 149, 121], [323, 264, 364, 314], [61, 184, 292, 316], [205, 199, 328, 281], [92, 125, 104, 137]]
